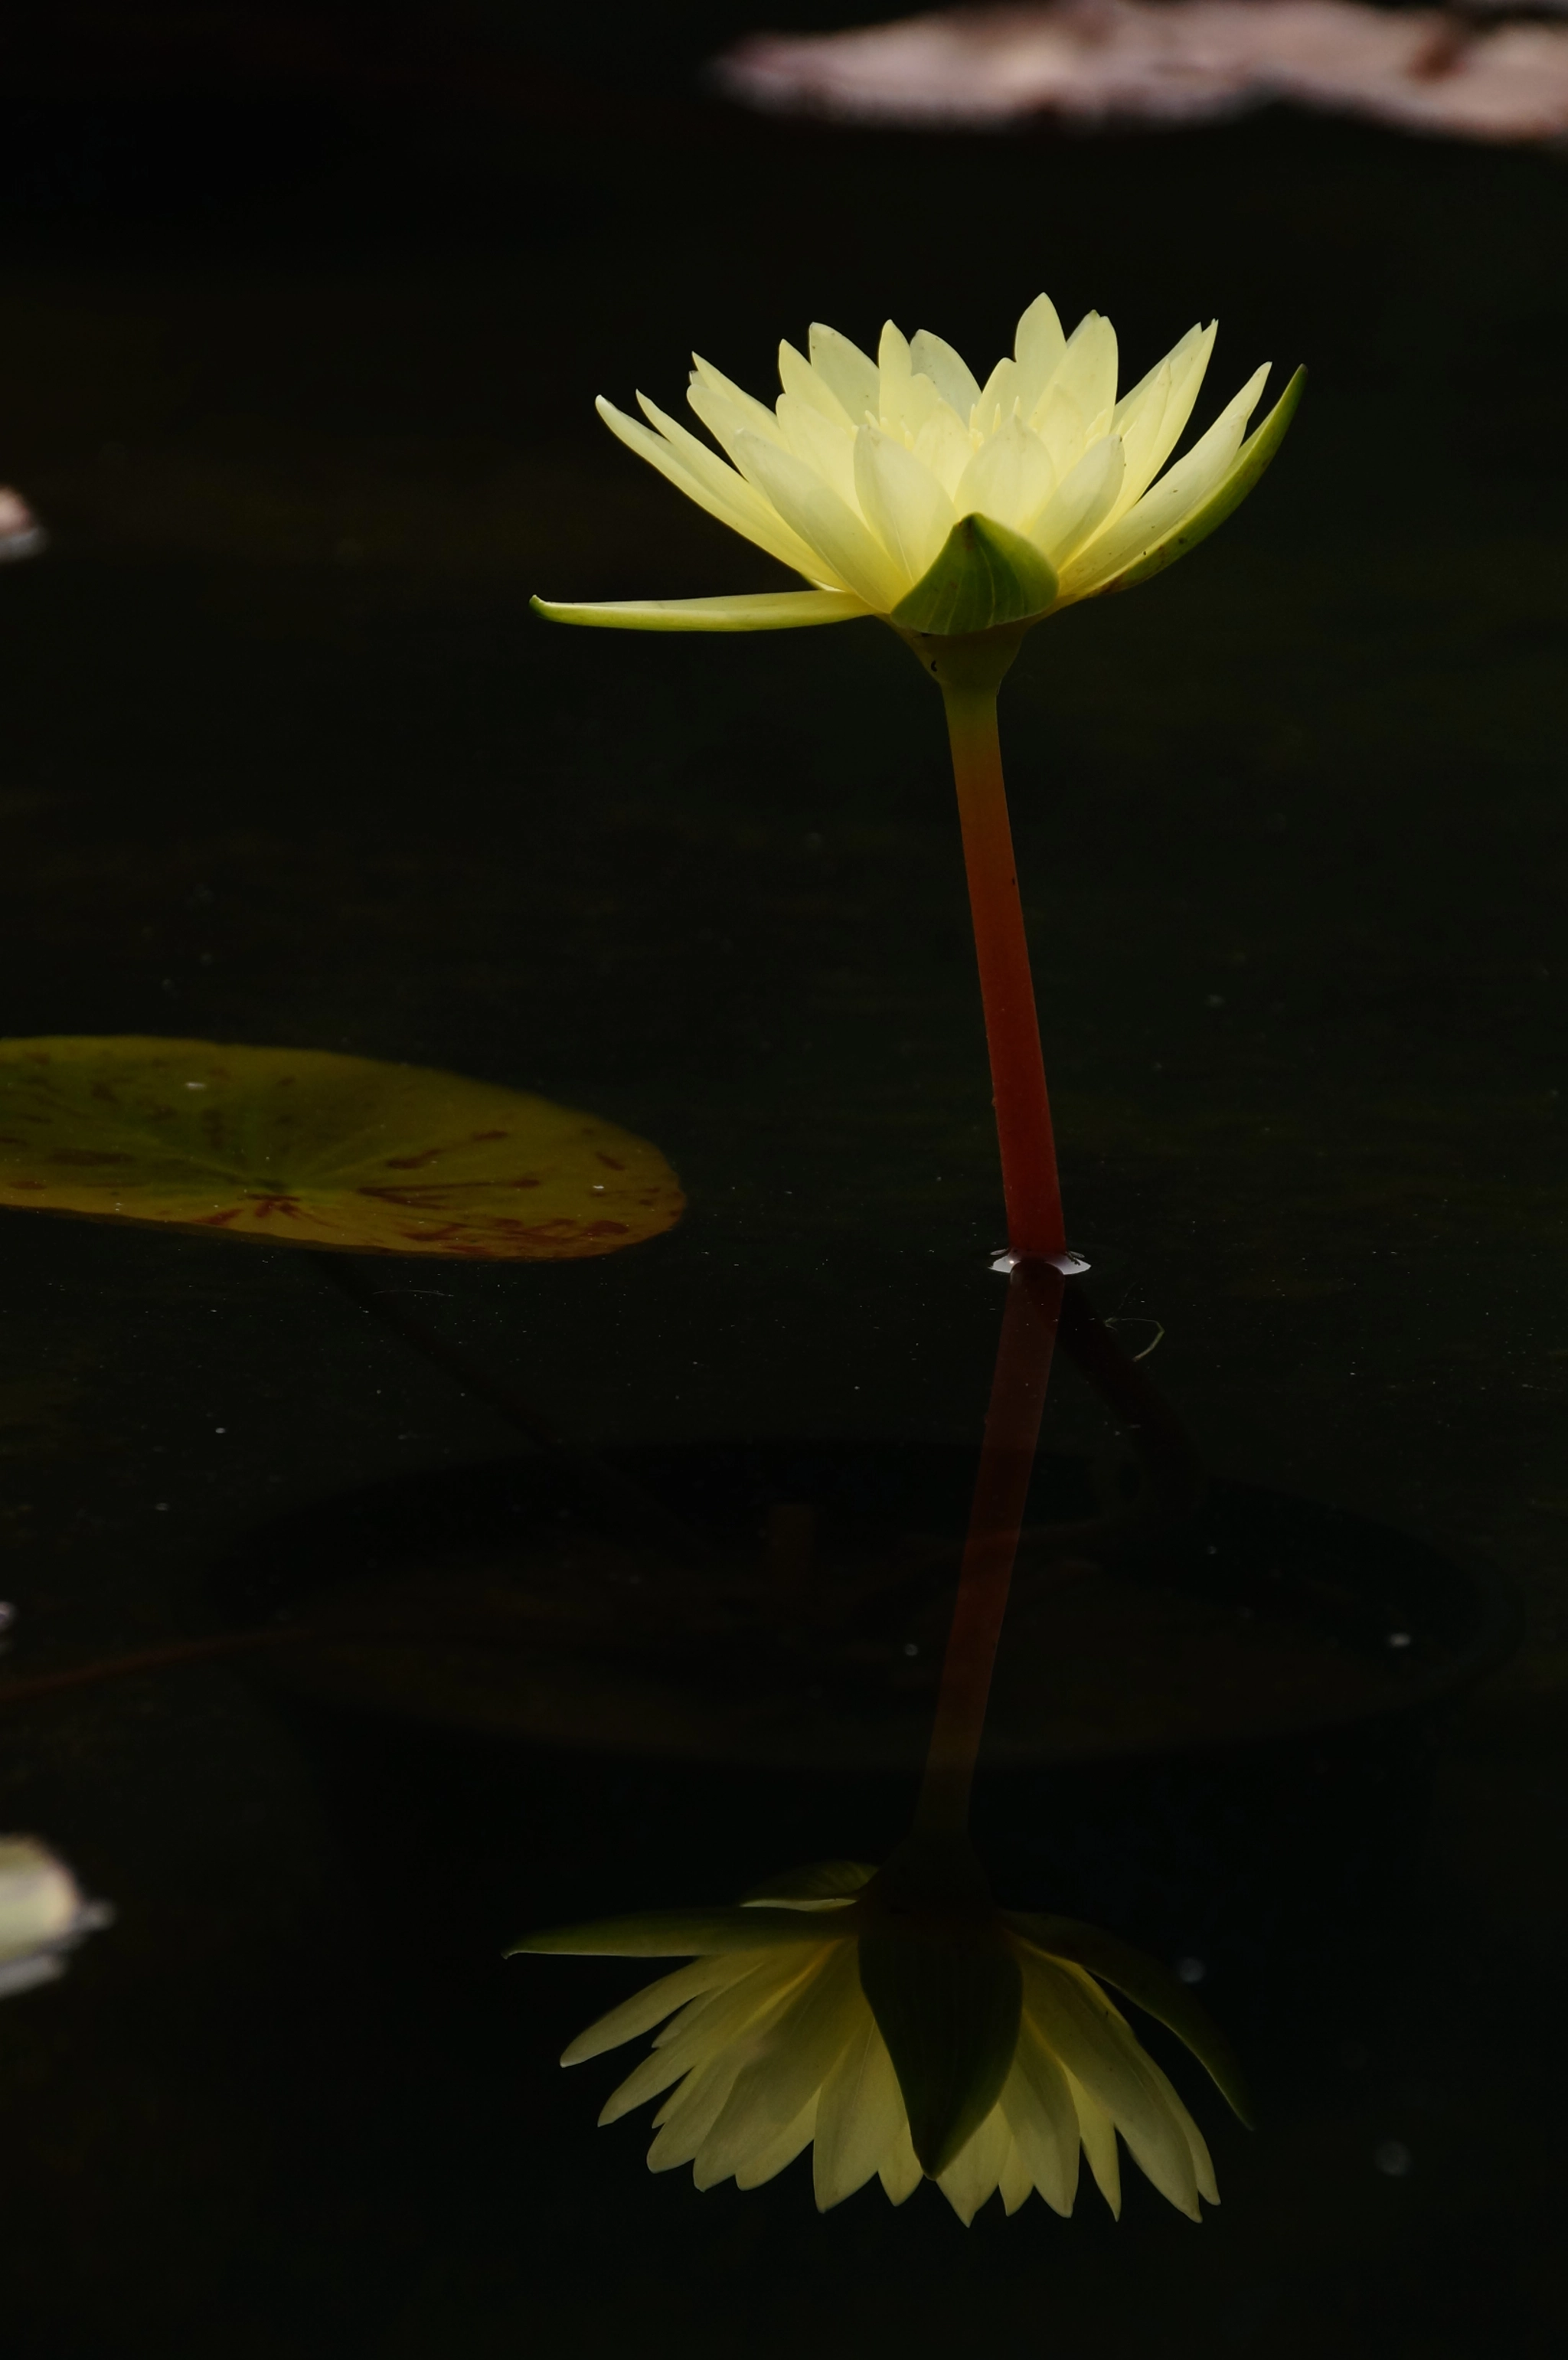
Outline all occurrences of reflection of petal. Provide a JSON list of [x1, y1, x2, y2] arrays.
[[1001, 2014, 1080, 2215], [697, 1943, 862, 2185], [812, 2010, 907, 2208], [561, 1952, 760, 2064], [1069, 2067, 1122, 2217], [523, 1863, 1238, 2221], [937, 2101, 1011, 2225], [1022, 1953, 1200, 2217]]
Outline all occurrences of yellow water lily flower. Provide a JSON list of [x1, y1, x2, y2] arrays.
[[512, 1848, 1246, 2224], [534, 294, 1301, 643], [533, 290, 1300, 1267]]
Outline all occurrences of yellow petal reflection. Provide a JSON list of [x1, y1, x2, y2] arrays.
[[513, 1849, 1243, 2225]]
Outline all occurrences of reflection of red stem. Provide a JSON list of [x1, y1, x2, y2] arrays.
[[916, 1259, 1065, 1837], [943, 685, 1066, 1262]]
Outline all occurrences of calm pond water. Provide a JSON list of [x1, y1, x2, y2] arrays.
[[1, 10, 1566, 2355]]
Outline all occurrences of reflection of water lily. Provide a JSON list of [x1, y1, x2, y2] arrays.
[[513, 1843, 1245, 2223], [535, 294, 1298, 640], [0, 1836, 113, 1999]]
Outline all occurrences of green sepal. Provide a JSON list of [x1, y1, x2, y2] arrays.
[[891, 515, 1057, 638], [742, 1860, 878, 1905], [1106, 364, 1305, 597], [1004, 1910, 1253, 2126], [858, 1930, 1022, 2176], [506, 1905, 836, 1959], [529, 588, 867, 632]]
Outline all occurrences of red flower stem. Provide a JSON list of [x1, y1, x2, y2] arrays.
[[942, 683, 1066, 1263], [915, 1258, 1065, 1839]]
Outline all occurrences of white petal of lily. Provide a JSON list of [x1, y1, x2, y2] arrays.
[[531, 590, 868, 632], [909, 328, 982, 420], [955, 413, 1056, 538], [1014, 290, 1067, 413], [603, 394, 831, 583], [1001, 2011, 1080, 2216], [854, 426, 957, 584], [812, 2012, 908, 2211], [1030, 379, 1090, 480], [776, 391, 860, 508], [685, 378, 779, 477], [1109, 322, 1216, 519], [1027, 434, 1125, 570], [877, 320, 942, 444], [732, 430, 907, 610], [690, 351, 789, 446], [778, 339, 854, 430], [972, 354, 1021, 436], [1035, 312, 1119, 441], [808, 322, 880, 423], [937, 2100, 1011, 2226], [912, 398, 978, 499], [1060, 361, 1269, 599], [1108, 361, 1172, 515]]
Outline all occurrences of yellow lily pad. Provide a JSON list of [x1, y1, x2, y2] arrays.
[[0, 1036, 684, 1260]]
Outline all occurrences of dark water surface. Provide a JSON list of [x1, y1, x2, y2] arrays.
[[2, 16, 1566, 2355]]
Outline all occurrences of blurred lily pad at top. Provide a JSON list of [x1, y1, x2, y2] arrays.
[[0, 1038, 684, 1260]]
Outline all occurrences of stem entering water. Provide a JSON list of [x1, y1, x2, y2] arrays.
[[915, 1258, 1065, 1839], [942, 683, 1066, 1263]]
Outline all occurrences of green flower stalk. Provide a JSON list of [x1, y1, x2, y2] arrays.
[[535, 294, 1302, 1260]]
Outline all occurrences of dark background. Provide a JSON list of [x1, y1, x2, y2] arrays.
[[0, 7, 1564, 2355]]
